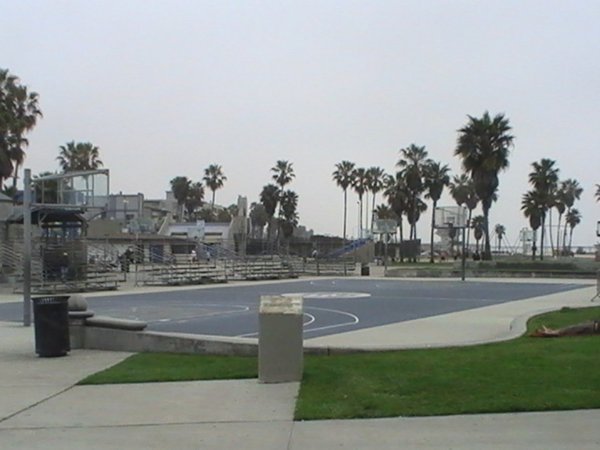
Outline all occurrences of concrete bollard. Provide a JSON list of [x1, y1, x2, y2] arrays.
[[258, 295, 303, 383]]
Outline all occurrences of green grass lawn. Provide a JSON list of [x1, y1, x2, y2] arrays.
[[79, 306, 600, 419], [79, 353, 257, 385]]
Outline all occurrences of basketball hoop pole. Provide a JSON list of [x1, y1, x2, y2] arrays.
[[23, 169, 32, 326], [461, 226, 466, 282]]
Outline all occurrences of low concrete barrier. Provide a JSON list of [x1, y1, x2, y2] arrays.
[[80, 327, 258, 356]]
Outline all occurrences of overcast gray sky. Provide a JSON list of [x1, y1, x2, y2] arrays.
[[2, 0, 599, 247]]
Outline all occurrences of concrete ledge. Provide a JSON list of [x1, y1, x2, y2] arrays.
[[85, 316, 148, 331], [69, 310, 95, 320], [81, 327, 258, 356]]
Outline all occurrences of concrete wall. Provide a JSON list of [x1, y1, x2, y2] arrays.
[[76, 326, 259, 356]]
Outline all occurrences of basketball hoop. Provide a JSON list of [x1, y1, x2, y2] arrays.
[[434, 206, 468, 229]]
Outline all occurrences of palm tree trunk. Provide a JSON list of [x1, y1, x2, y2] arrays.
[[482, 206, 492, 260], [211, 190, 216, 209], [398, 217, 404, 263], [532, 229, 537, 261], [430, 200, 437, 263], [365, 191, 369, 234], [371, 193, 377, 233], [562, 208, 570, 254], [466, 208, 473, 255], [568, 226, 574, 251], [358, 196, 363, 239], [343, 189, 347, 247], [547, 209, 554, 256], [540, 216, 546, 261], [556, 213, 562, 256]]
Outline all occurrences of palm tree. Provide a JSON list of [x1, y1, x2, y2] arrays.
[[367, 166, 386, 233], [521, 190, 545, 260], [332, 160, 356, 247], [448, 173, 479, 253], [0, 69, 42, 193], [559, 179, 583, 254], [384, 173, 409, 261], [397, 144, 432, 245], [271, 160, 295, 243], [471, 215, 485, 256], [565, 208, 582, 252], [203, 164, 227, 210], [374, 203, 397, 220], [553, 185, 567, 255], [455, 112, 514, 260], [170, 176, 191, 220], [271, 160, 295, 190], [351, 167, 368, 239], [494, 224, 506, 252], [260, 184, 280, 245], [528, 159, 559, 259], [279, 190, 299, 250], [249, 202, 268, 239], [185, 182, 204, 219], [57, 141, 103, 172], [424, 161, 450, 263]]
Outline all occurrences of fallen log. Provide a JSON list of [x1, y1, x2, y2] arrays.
[[531, 320, 600, 337]]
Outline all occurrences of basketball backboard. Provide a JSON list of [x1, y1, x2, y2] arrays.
[[374, 219, 397, 234], [434, 206, 468, 229]]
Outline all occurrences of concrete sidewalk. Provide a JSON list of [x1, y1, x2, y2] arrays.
[[0, 279, 598, 449]]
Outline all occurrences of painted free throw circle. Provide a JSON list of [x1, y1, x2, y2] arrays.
[[281, 292, 371, 299]]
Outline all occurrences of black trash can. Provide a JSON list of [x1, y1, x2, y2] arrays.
[[361, 264, 370, 276], [33, 296, 70, 357]]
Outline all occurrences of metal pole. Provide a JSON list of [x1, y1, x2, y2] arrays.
[[23, 169, 32, 326], [384, 233, 388, 276], [461, 226, 466, 282]]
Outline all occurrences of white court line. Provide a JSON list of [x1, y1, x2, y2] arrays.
[[236, 312, 317, 338], [304, 313, 316, 326], [145, 304, 251, 324], [302, 305, 359, 334], [237, 306, 359, 337]]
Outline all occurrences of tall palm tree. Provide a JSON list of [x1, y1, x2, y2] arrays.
[[374, 203, 397, 220], [203, 164, 227, 210], [559, 179, 583, 254], [351, 167, 368, 239], [57, 142, 103, 172], [553, 186, 567, 255], [271, 160, 295, 243], [185, 182, 204, 219], [260, 184, 280, 244], [494, 224, 506, 252], [397, 144, 432, 244], [332, 160, 356, 246], [448, 173, 479, 253], [0, 69, 42, 192], [249, 202, 268, 239], [565, 208, 582, 252], [471, 215, 485, 256], [170, 176, 191, 221], [279, 190, 299, 250], [455, 112, 514, 260], [528, 159, 559, 259], [271, 160, 295, 190], [367, 166, 386, 233], [424, 161, 450, 263], [521, 190, 545, 261], [384, 173, 409, 261]]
